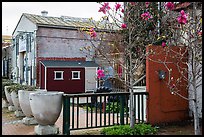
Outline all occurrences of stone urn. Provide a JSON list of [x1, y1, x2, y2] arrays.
[[11, 91, 25, 117], [18, 90, 43, 125], [4, 86, 15, 111], [29, 91, 64, 135]]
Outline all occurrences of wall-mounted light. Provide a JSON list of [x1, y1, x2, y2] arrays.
[[158, 70, 166, 80]]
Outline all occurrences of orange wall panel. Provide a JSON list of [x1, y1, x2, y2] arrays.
[[146, 45, 189, 125]]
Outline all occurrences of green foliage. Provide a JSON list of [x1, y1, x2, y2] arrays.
[[82, 103, 102, 112], [133, 123, 158, 135], [7, 84, 37, 93], [101, 123, 157, 135], [83, 105, 97, 112], [2, 79, 15, 99], [106, 102, 127, 113]]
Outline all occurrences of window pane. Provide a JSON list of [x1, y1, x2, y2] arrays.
[[56, 72, 62, 78], [73, 72, 78, 78], [72, 71, 80, 79]]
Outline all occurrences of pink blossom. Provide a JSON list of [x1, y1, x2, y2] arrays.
[[121, 9, 124, 13], [171, 84, 176, 88], [129, 2, 136, 6], [89, 27, 97, 38], [145, 2, 150, 8], [162, 42, 166, 47], [180, 10, 187, 16], [141, 12, 152, 21], [98, 2, 111, 14], [121, 23, 127, 29], [177, 10, 188, 24], [97, 69, 105, 79], [165, 2, 174, 10], [90, 31, 97, 38], [115, 3, 121, 11]]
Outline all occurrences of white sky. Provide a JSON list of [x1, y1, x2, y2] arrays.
[[2, 2, 116, 36]]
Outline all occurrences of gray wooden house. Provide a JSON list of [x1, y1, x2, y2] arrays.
[[11, 11, 116, 92]]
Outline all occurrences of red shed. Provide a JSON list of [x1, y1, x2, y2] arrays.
[[39, 60, 99, 94]]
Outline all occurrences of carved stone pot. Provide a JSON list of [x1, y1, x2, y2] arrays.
[[11, 91, 25, 117], [29, 91, 64, 135], [18, 90, 41, 125], [4, 86, 15, 111]]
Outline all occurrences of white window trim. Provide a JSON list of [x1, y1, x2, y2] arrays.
[[72, 71, 80, 80], [54, 71, 64, 80]]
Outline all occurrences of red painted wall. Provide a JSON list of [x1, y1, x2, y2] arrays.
[[146, 45, 189, 125], [36, 57, 86, 87], [46, 67, 85, 94]]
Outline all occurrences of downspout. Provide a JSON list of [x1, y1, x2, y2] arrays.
[[33, 30, 37, 86], [15, 35, 19, 83], [25, 33, 29, 85]]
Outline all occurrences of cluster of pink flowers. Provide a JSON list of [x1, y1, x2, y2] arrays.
[[129, 2, 136, 6], [165, 2, 174, 10], [98, 2, 111, 14], [121, 23, 127, 29], [145, 2, 150, 8], [89, 27, 97, 38], [121, 8, 124, 13], [177, 10, 188, 24], [97, 2, 189, 31], [115, 3, 121, 11], [162, 42, 167, 47], [141, 12, 152, 21], [97, 69, 105, 79]]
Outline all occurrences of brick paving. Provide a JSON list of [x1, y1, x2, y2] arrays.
[[2, 105, 127, 135], [2, 106, 65, 135], [2, 108, 36, 135]]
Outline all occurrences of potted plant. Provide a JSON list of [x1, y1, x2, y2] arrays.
[[29, 91, 64, 135], [18, 85, 42, 125]]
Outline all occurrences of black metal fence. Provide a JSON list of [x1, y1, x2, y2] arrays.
[[62, 91, 148, 135]]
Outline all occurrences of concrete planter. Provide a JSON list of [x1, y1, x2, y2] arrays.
[[18, 90, 41, 125], [11, 91, 25, 117], [11, 91, 21, 110], [29, 91, 64, 135], [4, 86, 15, 111], [2, 98, 8, 108], [19, 90, 39, 117]]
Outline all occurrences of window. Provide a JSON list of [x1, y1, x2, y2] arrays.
[[72, 71, 80, 80], [54, 71, 64, 80]]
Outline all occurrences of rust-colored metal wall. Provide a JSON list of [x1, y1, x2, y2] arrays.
[[146, 45, 189, 125]]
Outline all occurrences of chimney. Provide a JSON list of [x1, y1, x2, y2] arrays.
[[41, 10, 48, 16]]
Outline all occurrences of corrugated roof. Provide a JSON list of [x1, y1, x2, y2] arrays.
[[40, 60, 99, 67], [23, 13, 119, 31]]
